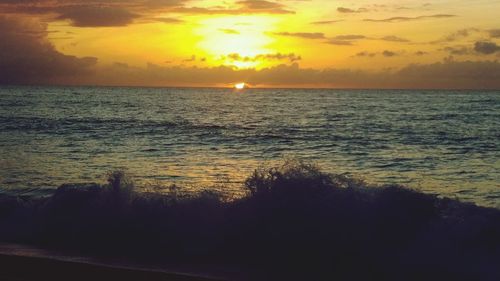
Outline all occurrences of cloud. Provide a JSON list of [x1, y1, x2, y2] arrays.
[[474, 41, 500, 55], [352, 3, 433, 13], [310, 20, 343, 25], [0, 0, 185, 9], [326, 39, 354, 46], [325, 35, 366, 45], [415, 51, 428, 56], [273, 32, 325, 39], [226, 52, 301, 62], [0, 0, 293, 26], [353, 50, 400, 58], [333, 35, 366, 40], [171, 0, 294, 15], [443, 46, 470, 56], [489, 29, 500, 38], [443, 28, 480, 42], [81, 59, 500, 89], [395, 59, 500, 89], [183, 55, 197, 62], [219, 28, 240, 34], [326, 34, 410, 45], [0, 0, 186, 27], [380, 36, 410, 43], [364, 14, 456, 23], [238, 0, 284, 10], [56, 6, 138, 27], [382, 50, 398, 57], [337, 7, 368, 13], [0, 15, 96, 84], [355, 51, 376, 57], [430, 28, 482, 44], [152, 17, 184, 24]]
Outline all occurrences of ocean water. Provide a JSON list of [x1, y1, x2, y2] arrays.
[[0, 86, 499, 207]]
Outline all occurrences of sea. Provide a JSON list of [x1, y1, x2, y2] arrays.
[[0, 86, 499, 207]]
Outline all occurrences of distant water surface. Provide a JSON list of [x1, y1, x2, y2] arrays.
[[0, 86, 499, 207]]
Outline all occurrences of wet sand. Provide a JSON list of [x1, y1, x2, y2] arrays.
[[0, 253, 224, 281]]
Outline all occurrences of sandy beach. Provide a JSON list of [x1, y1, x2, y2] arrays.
[[0, 243, 226, 281], [0, 252, 224, 281]]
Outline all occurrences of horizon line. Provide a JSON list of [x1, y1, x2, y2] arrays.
[[1, 83, 499, 91]]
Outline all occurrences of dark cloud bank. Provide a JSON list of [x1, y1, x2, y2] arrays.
[[0, 15, 499, 89], [83, 60, 500, 89], [0, 15, 96, 84], [0, 0, 294, 27]]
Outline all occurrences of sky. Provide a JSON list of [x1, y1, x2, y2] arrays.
[[1, 0, 500, 88]]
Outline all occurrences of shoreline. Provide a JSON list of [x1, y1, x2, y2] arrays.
[[0, 244, 226, 281]]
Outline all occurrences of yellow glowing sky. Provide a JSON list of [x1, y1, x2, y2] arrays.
[[46, 0, 499, 69], [2, 0, 500, 88]]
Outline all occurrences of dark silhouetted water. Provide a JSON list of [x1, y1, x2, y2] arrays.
[[0, 86, 499, 207]]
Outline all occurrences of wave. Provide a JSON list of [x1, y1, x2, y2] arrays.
[[0, 160, 499, 280]]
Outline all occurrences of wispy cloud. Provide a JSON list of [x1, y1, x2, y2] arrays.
[[219, 28, 240, 34], [326, 35, 411, 45], [171, 1, 294, 15], [310, 20, 343, 25], [364, 14, 457, 23], [226, 52, 301, 62], [354, 50, 401, 58], [380, 36, 410, 43], [153, 17, 184, 24], [337, 7, 369, 13], [273, 32, 325, 39], [489, 29, 500, 38], [442, 46, 471, 56]]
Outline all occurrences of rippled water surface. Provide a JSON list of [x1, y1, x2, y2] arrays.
[[1, 86, 499, 207]]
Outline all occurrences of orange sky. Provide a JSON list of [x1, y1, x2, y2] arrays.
[[1, 0, 500, 88]]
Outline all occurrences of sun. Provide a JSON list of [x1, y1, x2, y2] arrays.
[[235, 83, 246, 90], [195, 15, 278, 69]]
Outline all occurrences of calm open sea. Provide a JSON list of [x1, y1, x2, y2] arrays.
[[0, 86, 499, 207]]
